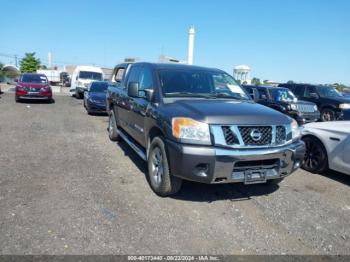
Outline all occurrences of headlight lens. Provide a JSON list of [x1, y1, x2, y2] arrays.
[[291, 119, 302, 141], [314, 105, 318, 111], [339, 103, 350, 109], [172, 117, 211, 145], [290, 104, 297, 110]]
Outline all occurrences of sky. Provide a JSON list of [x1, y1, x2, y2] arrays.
[[1, 0, 349, 84]]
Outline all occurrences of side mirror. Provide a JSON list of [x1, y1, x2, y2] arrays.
[[309, 92, 319, 99], [127, 82, 139, 97], [144, 89, 154, 102]]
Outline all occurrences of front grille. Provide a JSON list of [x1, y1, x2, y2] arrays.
[[276, 126, 286, 144], [238, 126, 272, 146], [297, 104, 316, 113], [222, 126, 239, 145]]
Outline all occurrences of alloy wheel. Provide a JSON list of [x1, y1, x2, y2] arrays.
[[150, 147, 163, 186]]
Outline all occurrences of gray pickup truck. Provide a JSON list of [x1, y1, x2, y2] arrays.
[[106, 62, 305, 196]]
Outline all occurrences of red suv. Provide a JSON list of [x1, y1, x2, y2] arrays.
[[15, 73, 53, 102]]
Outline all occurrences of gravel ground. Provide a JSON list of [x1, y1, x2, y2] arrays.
[[0, 92, 349, 255]]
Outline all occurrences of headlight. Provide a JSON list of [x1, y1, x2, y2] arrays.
[[339, 103, 350, 109], [314, 105, 318, 111], [77, 81, 83, 86], [290, 104, 297, 110], [172, 117, 211, 145], [291, 119, 301, 141]]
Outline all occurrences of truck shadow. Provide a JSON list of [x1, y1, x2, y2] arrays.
[[117, 140, 280, 202]]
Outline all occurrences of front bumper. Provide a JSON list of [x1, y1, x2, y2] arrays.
[[16, 93, 52, 100], [289, 111, 320, 125], [86, 101, 106, 113], [166, 139, 305, 184]]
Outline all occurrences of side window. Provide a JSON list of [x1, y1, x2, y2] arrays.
[[114, 68, 125, 83], [292, 86, 304, 97], [127, 65, 141, 86], [139, 66, 154, 91], [257, 88, 268, 100], [304, 86, 316, 98]]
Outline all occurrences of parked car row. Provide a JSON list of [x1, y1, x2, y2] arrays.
[[278, 83, 350, 121], [13, 64, 350, 197], [243, 85, 320, 125]]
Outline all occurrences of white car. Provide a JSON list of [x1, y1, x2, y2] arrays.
[[302, 121, 350, 175], [69, 66, 104, 99]]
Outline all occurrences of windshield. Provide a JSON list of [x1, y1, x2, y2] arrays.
[[21, 74, 48, 84], [79, 71, 103, 80], [269, 88, 297, 102], [90, 82, 108, 92], [158, 69, 249, 100], [316, 86, 343, 98]]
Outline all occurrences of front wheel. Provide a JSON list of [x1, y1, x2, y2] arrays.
[[108, 110, 120, 141], [321, 108, 336, 122], [147, 137, 182, 196], [302, 136, 328, 173]]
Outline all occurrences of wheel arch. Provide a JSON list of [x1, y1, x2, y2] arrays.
[[146, 126, 166, 158]]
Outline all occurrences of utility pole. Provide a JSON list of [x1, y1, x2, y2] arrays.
[[15, 55, 18, 67]]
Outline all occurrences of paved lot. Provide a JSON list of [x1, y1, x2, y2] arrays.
[[0, 92, 349, 255]]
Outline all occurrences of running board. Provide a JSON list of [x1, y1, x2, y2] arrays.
[[116, 129, 147, 161]]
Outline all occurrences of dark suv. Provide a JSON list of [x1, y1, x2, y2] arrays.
[[278, 83, 350, 121], [243, 85, 320, 125]]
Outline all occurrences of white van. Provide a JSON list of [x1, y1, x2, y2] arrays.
[[70, 66, 104, 98]]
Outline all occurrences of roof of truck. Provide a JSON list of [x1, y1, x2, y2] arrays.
[[132, 62, 223, 72]]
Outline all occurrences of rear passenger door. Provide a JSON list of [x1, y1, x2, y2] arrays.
[[118, 64, 141, 135], [128, 65, 154, 146], [303, 85, 321, 107]]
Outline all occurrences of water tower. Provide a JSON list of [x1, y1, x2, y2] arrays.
[[234, 65, 251, 84]]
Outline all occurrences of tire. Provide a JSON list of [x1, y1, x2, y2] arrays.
[[108, 110, 120, 141], [302, 136, 328, 173], [321, 108, 336, 122], [147, 136, 182, 196], [15, 97, 20, 103], [75, 90, 82, 99]]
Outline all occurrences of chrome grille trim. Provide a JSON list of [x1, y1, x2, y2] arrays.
[[211, 124, 292, 149], [297, 104, 316, 113]]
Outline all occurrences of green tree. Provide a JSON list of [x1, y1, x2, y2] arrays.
[[20, 52, 41, 73], [251, 77, 261, 86], [333, 83, 347, 92], [287, 80, 294, 84], [0, 62, 4, 77]]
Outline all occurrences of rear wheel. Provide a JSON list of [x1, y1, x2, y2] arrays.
[[75, 90, 82, 99], [108, 110, 120, 141], [302, 136, 328, 173], [147, 137, 182, 196], [321, 108, 336, 121]]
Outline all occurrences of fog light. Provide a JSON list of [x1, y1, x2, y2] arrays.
[[294, 161, 300, 169], [194, 164, 209, 177]]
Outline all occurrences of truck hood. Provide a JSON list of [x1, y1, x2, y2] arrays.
[[162, 99, 292, 125], [89, 92, 106, 102]]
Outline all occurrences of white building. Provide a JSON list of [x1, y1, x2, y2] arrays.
[[234, 65, 251, 84]]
